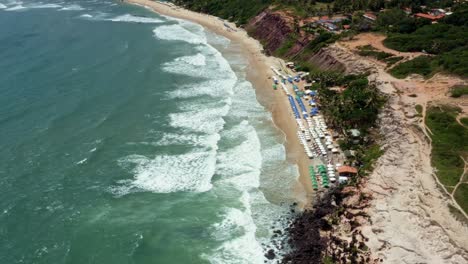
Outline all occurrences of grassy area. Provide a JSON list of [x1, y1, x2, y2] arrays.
[[383, 19, 468, 78], [425, 105, 468, 214], [450, 85, 468, 98], [389, 56, 435, 78], [383, 56, 403, 66], [275, 34, 298, 57], [415, 104, 423, 115], [461, 118, 468, 127], [455, 184, 468, 215], [359, 144, 384, 175], [357, 45, 393, 60]]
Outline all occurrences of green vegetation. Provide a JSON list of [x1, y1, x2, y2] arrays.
[[357, 45, 392, 60], [323, 255, 335, 264], [275, 34, 298, 57], [389, 56, 434, 78], [390, 50, 468, 78], [461, 118, 468, 127], [332, 0, 456, 13], [384, 24, 468, 54], [298, 31, 340, 57], [455, 184, 468, 215], [358, 144, 384, 174], [313, 73, 386, 130], [383, 56, 402, 66], [173, 0, 271, 25], [425, 105, 467, 188], [450, 85, 468, 98], [376, 8, 430, 33], [356, 45, 403, 66], [415, 104, 423, 114], [383, 5, 468, 78]]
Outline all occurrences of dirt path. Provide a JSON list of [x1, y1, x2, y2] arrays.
[[420, 108, 468, 218], [452, 156, 468, 198], [326, 39, 468, 263]]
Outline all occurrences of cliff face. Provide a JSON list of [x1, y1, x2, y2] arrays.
[[307, 48, 346, 72], [245, 10, 294, 55], [246, 10, 346, 72]]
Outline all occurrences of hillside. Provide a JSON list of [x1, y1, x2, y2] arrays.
[[173, 0, 468, 79]]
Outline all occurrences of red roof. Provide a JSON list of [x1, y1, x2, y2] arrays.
[[338, 166, 358, 174], [414, 13, 445, 20], [363, 13, 377, 20], [343, 25, 351, 29]]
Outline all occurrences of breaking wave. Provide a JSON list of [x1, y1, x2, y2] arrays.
[[108, 14, 163, 23], [153, 24, 207, 45]]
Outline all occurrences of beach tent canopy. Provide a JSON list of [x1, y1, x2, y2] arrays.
[[337, 166, 358, 175]]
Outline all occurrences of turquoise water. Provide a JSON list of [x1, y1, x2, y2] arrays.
[[0, 1, 299, 263]]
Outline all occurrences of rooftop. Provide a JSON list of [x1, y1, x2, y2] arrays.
[[338, 166, 358, 174], [414, 12, 445, 20]]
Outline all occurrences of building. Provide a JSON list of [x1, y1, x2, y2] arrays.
[[430, 9, 446, 16], [363, 12, 377, 21], [414, 12, 445, 21], [323, 22, 339, 31], [338, 166, 358, 177]]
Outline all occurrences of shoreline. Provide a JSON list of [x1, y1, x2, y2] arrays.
[[125, 0, 314, 205]]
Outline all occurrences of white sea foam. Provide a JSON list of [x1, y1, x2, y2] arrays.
[[28, 3, 62, 9], [108, 14, 163, 24], [5, 4, 25, 10], [79, 13, 92, 18], [169, 104, 230, 135], [76, 158, 87, 165], [153, 24, 207, 45], [157, 133, 219, 147], [59, 4, 84, 11], [163, 49, 237, 84], [166, 79, 231, 99], [0, 3, 7, 8], [205, 192, 264, 264], [119, 151, 217, 193], [216, 121, 262, 189], [177, 53, 206, 66]]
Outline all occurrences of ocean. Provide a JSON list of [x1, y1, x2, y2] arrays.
[[0, 0, 299, 263]]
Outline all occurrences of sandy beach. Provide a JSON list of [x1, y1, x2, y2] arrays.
[[125, 0, 315, 204]]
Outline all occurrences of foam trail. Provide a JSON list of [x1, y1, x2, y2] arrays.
[[153, 24, 207, 45], [28, 3, 62, 9], [59, 4, 85, 11], [206, 192, 264, 264], [169, 104, 230, 135], [76, 158, 87, 165], [108, 14, 163, 23], [166, 80, 229, 99], [0, 3, 7, 8], [79, 13, 92, 18], [216, 121, 262, 189], [119, 151, 217, 193], [5, 4, 25, 10]]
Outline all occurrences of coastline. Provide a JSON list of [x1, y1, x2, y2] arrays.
[[125, 0, 315, 205]]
